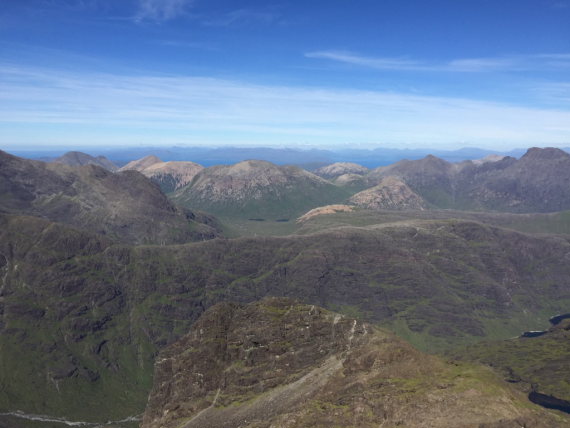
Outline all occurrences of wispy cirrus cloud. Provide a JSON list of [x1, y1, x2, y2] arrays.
[[534, 82, 570, 104], [305, 51, 424, 71], [203, 8, 280, 27], [134, 0, 193, 23], [305, 51, 570, 73], [0, 63, 569, 148]]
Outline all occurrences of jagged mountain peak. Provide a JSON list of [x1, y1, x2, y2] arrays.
[[521, 147, 570, 161]]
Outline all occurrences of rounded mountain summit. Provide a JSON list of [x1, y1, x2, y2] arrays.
[[172, 160, 351, 220]]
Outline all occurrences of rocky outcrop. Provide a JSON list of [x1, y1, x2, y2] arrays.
[[349, 176, 426, 210], [142, 298, 566, 428], [314, 162, 369, 179], [471, 154, 506, 165], [297, 204, 354, 222]]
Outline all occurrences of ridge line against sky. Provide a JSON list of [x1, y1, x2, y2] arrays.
[[1, 0, 569, 150]]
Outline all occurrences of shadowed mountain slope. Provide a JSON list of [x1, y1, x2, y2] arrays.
[[142, 298, 567, 428], [52, 151, 118, 172], [0, 150, 219, 244], [367, 147, 570, 213]]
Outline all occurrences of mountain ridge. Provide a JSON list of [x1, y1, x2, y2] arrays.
[[142, 298, 567, 428], [0, 150, 220, 244]]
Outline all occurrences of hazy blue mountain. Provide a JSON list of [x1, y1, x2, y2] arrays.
[[9, 146, 567, 169]]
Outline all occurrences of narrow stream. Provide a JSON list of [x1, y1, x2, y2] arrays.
[[0, 411, 141, 428]]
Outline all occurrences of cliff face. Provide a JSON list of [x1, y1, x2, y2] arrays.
[[142, 298, 567, 428]]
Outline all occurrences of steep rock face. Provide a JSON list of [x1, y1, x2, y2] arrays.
[[0, 150, 219, 244], [314, 162, 369, 179], [349, 176, 426, 210], [142, 298, 566, 428], [52, 151, 118, 172], [173, 160, 350, 219]]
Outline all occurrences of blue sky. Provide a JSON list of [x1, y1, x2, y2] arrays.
[[1, 0, 569, 150]]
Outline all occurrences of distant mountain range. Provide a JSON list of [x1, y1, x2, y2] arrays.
[[9, 145, 570, 168]]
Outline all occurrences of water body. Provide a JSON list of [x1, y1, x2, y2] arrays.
[[529, 391, 570, 414], [520, 330, 547, 338], [549, 313, 570, 326]]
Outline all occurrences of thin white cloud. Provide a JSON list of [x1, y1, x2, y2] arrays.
[[0, 64, 569, 148], [534, 82, 570, 104], [203, 9, 280, 27], [156, 40, 217, 50], [305, 51, 570, 73], [134, 0, 192, 23], [305, 51, 424, 71]]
